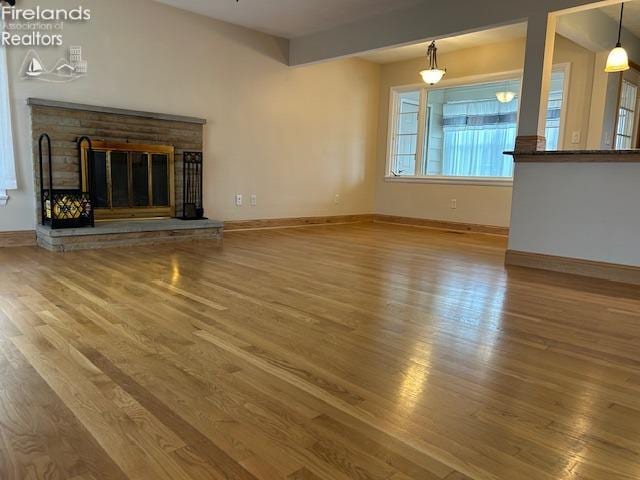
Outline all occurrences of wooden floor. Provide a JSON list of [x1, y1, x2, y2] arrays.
[[1, 223, 640, 480]]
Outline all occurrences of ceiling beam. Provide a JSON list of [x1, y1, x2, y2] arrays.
[[289, 0, 622, 66]]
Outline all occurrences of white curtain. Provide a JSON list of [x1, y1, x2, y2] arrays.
[[0, 45, 16, 206], [442, 99, 516, 177], [443, 127, 516, 177]]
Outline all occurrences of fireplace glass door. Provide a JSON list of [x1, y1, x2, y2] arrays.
[[81, 141, 175, 220]]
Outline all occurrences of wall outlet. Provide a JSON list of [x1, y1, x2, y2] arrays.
[[235, 194, 243, 206], [450, 199, 457, 210], [571, 131, 581, 144], [334, 194, 340, 204], [250, 194, 257, 206]]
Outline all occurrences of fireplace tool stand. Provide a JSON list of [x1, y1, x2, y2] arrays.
[[39, 133, 94, 229], [181, 151, 206, 220]]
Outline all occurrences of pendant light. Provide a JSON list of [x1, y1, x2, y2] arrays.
[[605, 3, 630, 73], [420, 41, 446, 85], [495, 79, 516, 103], [496, 91, 516, 103]]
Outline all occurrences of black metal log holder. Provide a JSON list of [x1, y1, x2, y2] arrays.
[[38, 133, 94, 229], [181, 151, 206, 220]]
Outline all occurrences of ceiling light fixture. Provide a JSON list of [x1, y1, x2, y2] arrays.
[[420, 41, 446, 85], [605, 3, 630, 73], [496, 91, 516, 103]]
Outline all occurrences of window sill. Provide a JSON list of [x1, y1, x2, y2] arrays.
[[384, 176, 513, 187]]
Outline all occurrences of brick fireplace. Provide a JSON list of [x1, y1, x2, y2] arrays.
[[28, 98, 222, 251], [29, 98, 205, 216]]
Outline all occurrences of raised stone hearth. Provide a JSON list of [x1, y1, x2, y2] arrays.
[[36, 218, 223, 252]]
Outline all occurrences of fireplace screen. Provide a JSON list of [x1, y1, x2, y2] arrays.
[[81, 141, 175, 220]]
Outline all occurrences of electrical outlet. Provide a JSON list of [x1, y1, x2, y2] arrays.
[[334, 194, 340, 204], [451, 199, 457, 210], [235, 194, 243, 206], [250, 194, 257, 206]]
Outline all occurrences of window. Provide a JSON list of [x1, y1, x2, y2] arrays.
[[0, 45, 16, 206], [388, 68, 567, 181], [390, 90, 421, 175], [615, 80, 638, 150]]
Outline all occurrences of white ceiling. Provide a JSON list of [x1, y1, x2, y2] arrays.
[[153, 0, 425, 39], [357, 23, 527, 64], [601, 1, 640, 38]]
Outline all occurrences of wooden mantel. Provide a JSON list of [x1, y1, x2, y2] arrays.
[[507, 149, 640, 163]]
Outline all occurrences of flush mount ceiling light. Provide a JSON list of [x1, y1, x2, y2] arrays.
[[420, 41, 446, 85], [605, 3, 630, 73], [496, 91, 516, 103]]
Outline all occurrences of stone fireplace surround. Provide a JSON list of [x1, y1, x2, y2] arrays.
[[29, 98, 222, 251]]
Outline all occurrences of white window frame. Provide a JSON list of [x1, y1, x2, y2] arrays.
[[0, 45, 16, 206], [614, 79, 639, 149], [385, 64, 570, 186]]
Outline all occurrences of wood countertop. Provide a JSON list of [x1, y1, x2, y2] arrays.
[[506, 150, 640, 162]]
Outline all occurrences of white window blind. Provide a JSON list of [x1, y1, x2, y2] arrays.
[[0, 45, 16, 206]]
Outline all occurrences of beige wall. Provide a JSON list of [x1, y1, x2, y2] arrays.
[[554, 36, 596, 150], [374, 35, 595, 227], [586, 50, 622, 149], [0, 1, 606, 233], [0, 0, 380, 231]]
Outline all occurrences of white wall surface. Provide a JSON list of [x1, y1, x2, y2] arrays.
[[509, 162, 640, 266], [0, 0, 380, 232]]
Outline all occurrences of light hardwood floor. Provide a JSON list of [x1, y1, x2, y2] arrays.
[[1, 223, 640, 480]]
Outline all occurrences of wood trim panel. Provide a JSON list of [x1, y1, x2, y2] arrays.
[[95, 207, 174, 221], [505, 249, 640, 286], [27, 98, 208, 124], [225, 214, 509, 236], [89, 141, 175, 155], [514, 135, 546, 153], [512, 151, 640, 163], [224, 215, 374, 231], [0, 230, 36, 247], [373, 215, 509, 236]]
